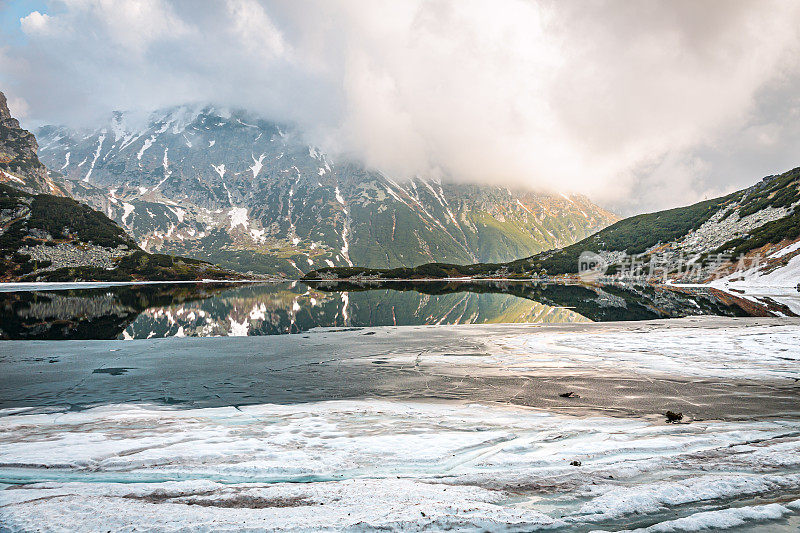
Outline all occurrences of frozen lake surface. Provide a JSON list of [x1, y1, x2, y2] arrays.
[[1, 317, 800, 531]]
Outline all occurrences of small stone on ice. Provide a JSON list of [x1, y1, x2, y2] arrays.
[[666, 410, 683, 423]]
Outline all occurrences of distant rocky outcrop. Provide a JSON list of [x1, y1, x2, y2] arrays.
[[0, 91, 65, 196]]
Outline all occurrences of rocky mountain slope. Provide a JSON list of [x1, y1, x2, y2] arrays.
[[525, 166, 800, 284], [0, 183, 239, 282], [0, 92, 65, 196], [37, 105, 617, 276], [308, 166, 800, 286]]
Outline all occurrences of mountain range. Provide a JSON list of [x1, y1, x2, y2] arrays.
[[307, 166, 800, 288], [7, 89, 796, 290], [35, 105, 617, 276]]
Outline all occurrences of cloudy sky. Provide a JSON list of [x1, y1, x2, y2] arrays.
[[1, 0, 799, 214]]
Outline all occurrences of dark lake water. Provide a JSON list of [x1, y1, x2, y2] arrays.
[[0, 280, 759, 340]]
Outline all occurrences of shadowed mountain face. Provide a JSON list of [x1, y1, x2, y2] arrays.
[[517, 166, 800, 278], [37, 105, 617, 276], [0, 280, 776, 341]]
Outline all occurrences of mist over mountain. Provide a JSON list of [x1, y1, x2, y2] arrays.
[[4, 1, 800, 214]]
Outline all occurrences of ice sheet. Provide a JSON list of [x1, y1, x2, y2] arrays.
[[502, 323, 800, 380], [2, 400, 800, 531]]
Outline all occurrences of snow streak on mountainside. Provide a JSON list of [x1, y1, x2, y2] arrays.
[[37, 106, 617, 276]]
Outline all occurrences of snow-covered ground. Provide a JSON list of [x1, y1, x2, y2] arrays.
[[2, 400, 800, 532], [729, 286, 800, 316], [708, 249, 800, 314], [711, 276, 800, 316]]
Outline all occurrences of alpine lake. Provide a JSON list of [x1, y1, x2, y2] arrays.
[[0, 279, 771, 340]]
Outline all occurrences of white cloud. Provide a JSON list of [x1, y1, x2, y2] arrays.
[[19, 11, 52, 35], [3, 0, 800, 213], [69, 0, 188, 50], [227, 0, 287, 59]]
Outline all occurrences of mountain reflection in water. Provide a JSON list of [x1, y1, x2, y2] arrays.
[[0, 280, 762, 340]]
